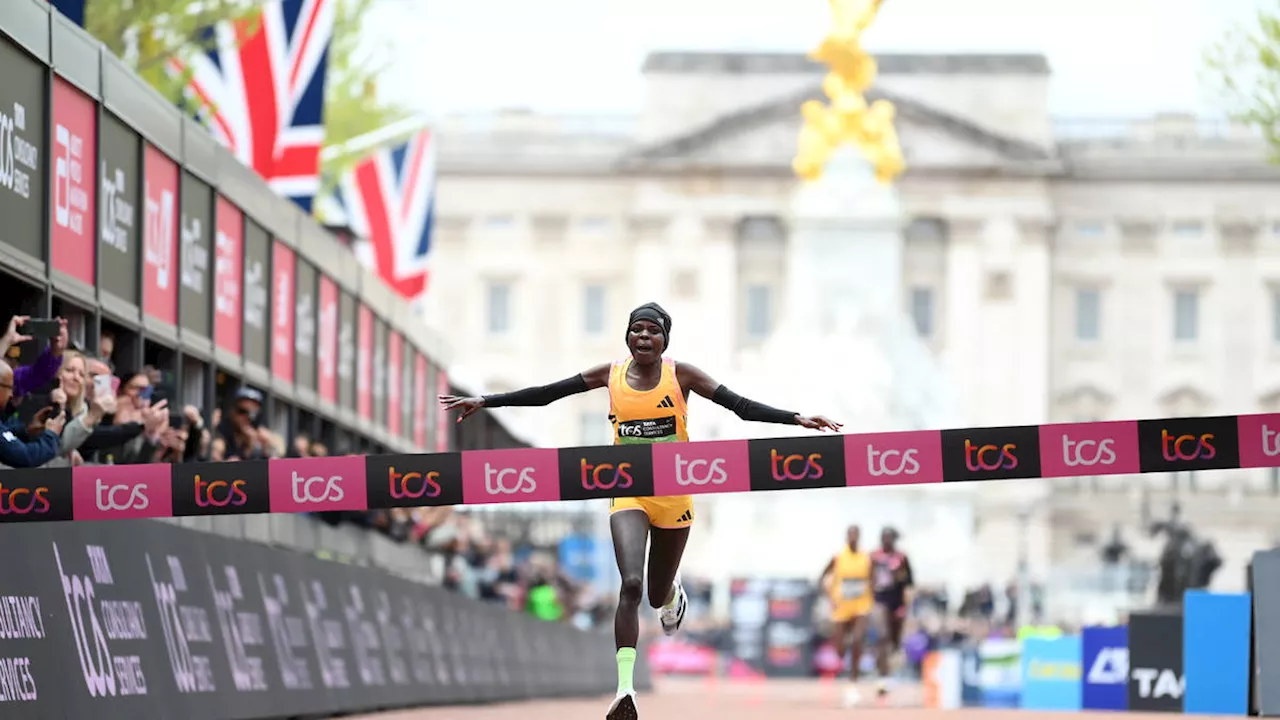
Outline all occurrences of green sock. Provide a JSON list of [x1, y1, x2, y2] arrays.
[[616, 647, 637, 693]]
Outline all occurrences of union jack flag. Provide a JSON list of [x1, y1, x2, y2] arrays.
[[335, 128, 437, 300], [174, 0, 337, 213]]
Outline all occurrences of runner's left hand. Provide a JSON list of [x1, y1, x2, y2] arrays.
[[796, 415, 842, 432]]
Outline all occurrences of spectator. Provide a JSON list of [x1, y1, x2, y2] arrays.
[[0, 362, 62, 467], [478, 537, 521, 605], [0, 315, 66, 404], [218, 387, 266, 460], [41, 350, 116, 467], [97, 328, 115, 370], [289, 432, 311, 458]]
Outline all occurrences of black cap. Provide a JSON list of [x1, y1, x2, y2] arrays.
[[626, 302, 672, 345]]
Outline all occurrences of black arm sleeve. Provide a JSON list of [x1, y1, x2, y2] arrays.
[[77, 421, 145, 454], [483, 375, 590, 408], [710, 385, 798, 425]]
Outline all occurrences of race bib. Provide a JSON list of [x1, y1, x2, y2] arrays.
[[841, 579, 867, 600], [616, 416, 677, 441], [873, 565, 896, 592]]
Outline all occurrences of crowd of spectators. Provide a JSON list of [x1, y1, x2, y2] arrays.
[[339, 505, 608, 629], [0, 315, 598, 628]]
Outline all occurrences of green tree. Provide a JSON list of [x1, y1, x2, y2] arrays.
[[84, 0, 263, 111], [317, 0, 415, 197], [1205, 4, 1280, 160], [83, 0, 413, 201]]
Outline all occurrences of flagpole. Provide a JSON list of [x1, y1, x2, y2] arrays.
[[319, 114, 433, 162]]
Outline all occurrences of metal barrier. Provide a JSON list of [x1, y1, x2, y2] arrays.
[[0, 516, 646, 717]]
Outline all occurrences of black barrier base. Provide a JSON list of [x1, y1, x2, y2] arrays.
[[0, 520, 640, 718]]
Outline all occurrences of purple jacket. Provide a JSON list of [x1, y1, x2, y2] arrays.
[[13, 348, 62, 398]]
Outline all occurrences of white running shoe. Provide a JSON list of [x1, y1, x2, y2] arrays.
[[841, 684, 863, 708], [659, 581, 687, 636], [606, 690, 639, 720]]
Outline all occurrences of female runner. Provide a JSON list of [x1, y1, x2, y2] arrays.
[[441, 302, 841, 719]]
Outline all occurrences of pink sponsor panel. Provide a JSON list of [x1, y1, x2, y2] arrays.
[[268, 455, 368, 513], [460, 448, 561, 505], [72, 464, 174, 520], [844, 430, 944, 486], [1037, 420, 1140, 478], [1236, 413, 1280, 468], [651, 439, 751, 497]]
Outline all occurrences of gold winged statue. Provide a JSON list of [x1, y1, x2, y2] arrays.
[[793, 0, 905, 184]]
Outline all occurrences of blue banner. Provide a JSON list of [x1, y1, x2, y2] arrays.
[[1082, 625, 1129, 711], [1020, 636, 1083, 710], [557, 534, 600, 584], [49, 0, 87, 27], [1184, 590, 1251, 715]]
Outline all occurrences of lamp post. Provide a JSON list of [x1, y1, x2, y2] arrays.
[[793, 0, 906, 184]]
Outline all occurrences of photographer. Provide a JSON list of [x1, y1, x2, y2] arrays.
[[0, 316, 67, 418], [0, 362, 62, 467]]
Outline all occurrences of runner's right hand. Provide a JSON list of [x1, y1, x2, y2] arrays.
[[439, 395, 484, 422]]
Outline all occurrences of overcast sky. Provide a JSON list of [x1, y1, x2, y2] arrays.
[[365, 0, 1263, 119]]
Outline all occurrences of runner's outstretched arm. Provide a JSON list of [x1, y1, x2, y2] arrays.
[[675, 362, 842, 431], [439, 365, 611, 422], [481, 364, 610, 407]]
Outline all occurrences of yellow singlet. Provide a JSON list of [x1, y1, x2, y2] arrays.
[[606, 357, 695, 529], [828, 546, 874, 623]]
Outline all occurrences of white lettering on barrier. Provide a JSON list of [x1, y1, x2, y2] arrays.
[[147, 554, 216, 693], [54, 123, 88, 236], [674, 455, 728, 486], [302, 581, 350, 689], [180, 216, 207, 293], [866, 446, 920, 476], [342, 586, 386, 687], [95, 479, 149, 512], [1263, 424, 1280, 457], [1132, 667, 1184, 699], [258, 572, 314, 690], [400, 596, 440, 685], [291, 472, 345, 504], [144, 184, 174, 291], [0, 103, 37, 200], [0, 656, 38, 702], [1062, 436, 1117, 467], [375, 590, 410, 686], [0, 596, 45, 640], [54, 542, 148, 697], [208, 564, 268, 692], [101, 165, 134, 253], [484, 464, 536, 495], [1087, 647, 1128, 684]]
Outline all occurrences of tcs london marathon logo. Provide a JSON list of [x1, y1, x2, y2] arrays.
[[1037, 420, 1141, 478], [460, 447, 561, 504], [267, 455, 369, 513], [1234, 413, 1280, 470], [557, 444, 655, 502], [0, 467, 73, 522], [747, 435, 846, 492], [71, 464, 173, 520], [844, 431, 944, 487], [940, 424, 1042, 482], [365, 452, 464, 508], [1136, 416, 1239, 473], [170, 460, 272, 516], [651, 439, 751, 496]]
